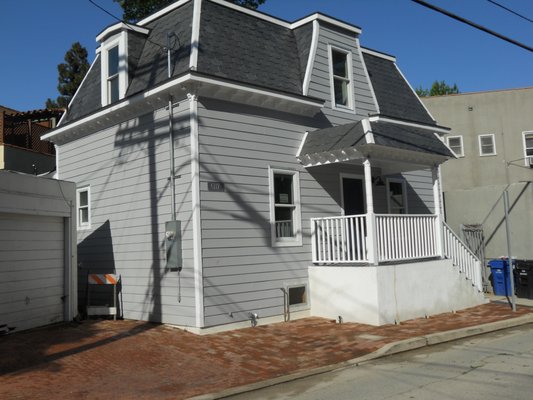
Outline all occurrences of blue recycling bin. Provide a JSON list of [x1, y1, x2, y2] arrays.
[[489, 259, 514, 296]]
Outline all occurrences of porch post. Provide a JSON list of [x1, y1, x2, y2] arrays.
[[432, 165, 444, 258], [363, 158, 378, 264]]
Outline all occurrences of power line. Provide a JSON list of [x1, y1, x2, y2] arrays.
[[487, 0, 533, 24], [87, 0, 176, 51], [411, 0, 533, 52]]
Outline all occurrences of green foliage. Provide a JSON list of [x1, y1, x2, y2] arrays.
[[416, 80, 460, 97], [115, 0, 266, 23], [46, 42, 89, 109]]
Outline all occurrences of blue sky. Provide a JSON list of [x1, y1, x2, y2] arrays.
[[1, 0, 531, 111]]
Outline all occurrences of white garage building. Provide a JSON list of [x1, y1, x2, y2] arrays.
[[0, 170, 76, 332]]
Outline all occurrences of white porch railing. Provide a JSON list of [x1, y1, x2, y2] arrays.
[[443, 222, 483, 291], [311, 215, 368, 263], [275, 220, 293, 238], [376, 214, 439, 262], [311, 214, 439, 264]]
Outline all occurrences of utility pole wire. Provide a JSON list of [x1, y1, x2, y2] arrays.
[[411, 0, 533, 52], [487, 0, 533, 24]]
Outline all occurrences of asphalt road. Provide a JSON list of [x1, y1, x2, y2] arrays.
[[226, 323, 533, 400]]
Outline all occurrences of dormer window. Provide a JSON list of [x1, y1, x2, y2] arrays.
[[107, 45, 120, 103], [96, 22, 152, 107], [329, 45, 354, 111]]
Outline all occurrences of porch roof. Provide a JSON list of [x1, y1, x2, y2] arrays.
[[297, 116, 455, 168]]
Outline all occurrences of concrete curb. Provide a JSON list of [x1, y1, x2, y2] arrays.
[[189, 314, 533, 400]]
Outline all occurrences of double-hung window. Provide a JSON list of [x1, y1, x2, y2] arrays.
[[269, 168, 302, 246], [447, 135, 464, 157], [523, 131, 533, 166], [329, 46, 354, 111], [478, 134, 496, 156], [77, 187, 91, 230], [107, 45, 120, 103]]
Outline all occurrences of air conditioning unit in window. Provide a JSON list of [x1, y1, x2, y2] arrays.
[[528, 156, 533, 168]]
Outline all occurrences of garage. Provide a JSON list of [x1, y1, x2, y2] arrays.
[[0, 171, 76, 333]]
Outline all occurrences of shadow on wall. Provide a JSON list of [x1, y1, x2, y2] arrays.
[[77, 220, 118, 317]]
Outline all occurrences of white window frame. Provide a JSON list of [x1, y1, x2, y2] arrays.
[[522, 131, 533, 166], [328, 44, 355, 113], [76, 186, 91, 230], [268, 167, 302, 247], [386, 178, 408, 214], [446, 135, 464, 157], [100, 32, 128, 106], [478, 134, 496, 156]]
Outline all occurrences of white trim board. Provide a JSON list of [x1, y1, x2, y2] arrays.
[[302, 20, 319, 96]]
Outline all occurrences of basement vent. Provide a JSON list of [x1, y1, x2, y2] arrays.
[[288, 285, 307, 306]]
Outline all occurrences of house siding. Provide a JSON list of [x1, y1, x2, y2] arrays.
[[307, 24, 378, 126], [197, 98, 370, 327], [58, 101, 196, 326]]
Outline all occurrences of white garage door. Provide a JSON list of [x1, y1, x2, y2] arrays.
[[0, 213, 65, 332]]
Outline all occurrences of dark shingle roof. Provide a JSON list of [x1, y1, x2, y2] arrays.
[[299, 119, 454, 158], [197, 0, 303, 94], [63, 55, 102, 123], [363, 52, 436, 126], [370, 120, 453, 157], [299, 122, 365, 155]]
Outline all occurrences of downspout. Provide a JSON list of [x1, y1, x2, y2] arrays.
[[167, 33, 176, 221]]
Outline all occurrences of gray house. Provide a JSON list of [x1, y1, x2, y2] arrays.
[[43, 0, 485, 332]]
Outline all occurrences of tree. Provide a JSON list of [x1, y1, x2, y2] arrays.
[[114, 0, 266, 23], [415, 80, 459, 97], [46, 42, 90, 109]]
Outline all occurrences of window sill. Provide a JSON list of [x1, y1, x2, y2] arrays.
[[272, 238, 303, 248], [331, 104, 356, 114], [479, 153, 497, 157]]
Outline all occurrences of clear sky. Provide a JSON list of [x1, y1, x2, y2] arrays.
[[1, 0, 531, 111]]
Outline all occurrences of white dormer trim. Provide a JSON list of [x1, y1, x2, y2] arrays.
[[357, 39, 380, 115], [100, 31, 129, 107], [189, 0, 202, 70], [96, 22, 150, 43], [292, 13, 362, 34], [361, 47, 396, 62], [302, 20, 319, 96]]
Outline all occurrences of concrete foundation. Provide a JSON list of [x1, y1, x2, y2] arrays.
[[309, 259, 487, 326]]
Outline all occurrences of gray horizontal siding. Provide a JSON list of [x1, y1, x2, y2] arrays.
[[58, 100, 197, 327], [197, 99, 369, 327], [307, 25, 377, 125]]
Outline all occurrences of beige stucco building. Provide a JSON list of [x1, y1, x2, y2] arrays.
[[423, 87, 533, 263]]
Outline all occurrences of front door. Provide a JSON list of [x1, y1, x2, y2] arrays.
[[342, 177, 365, 215]]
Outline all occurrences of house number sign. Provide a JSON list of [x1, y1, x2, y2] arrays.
[[208, 182, 225, 192]]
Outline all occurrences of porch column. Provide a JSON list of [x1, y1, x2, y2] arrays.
[[363, 158, 378, 265], [432, 165, 444, 258]]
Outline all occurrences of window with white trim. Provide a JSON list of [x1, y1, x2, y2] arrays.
[[329, 46, 354, 111], [100, 33, 128, 106], [523, 131, 533, 166], [269, 168, 302, 246], [386, 179, 407, 214], [447, 135, 464, 157], [77, 187, 91, 229], [107, 45, 120, 103], [478, 134, 496, 156]]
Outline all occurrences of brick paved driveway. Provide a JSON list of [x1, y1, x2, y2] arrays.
[[1, 303, 531, 399]]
